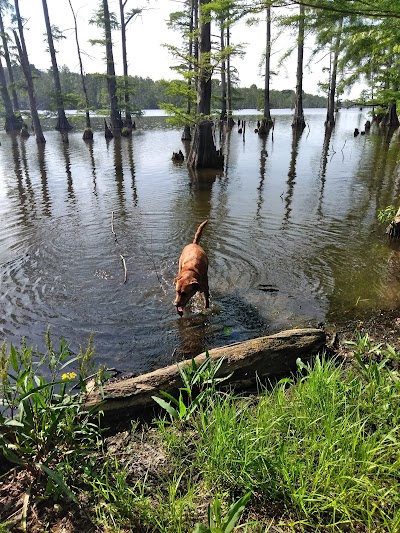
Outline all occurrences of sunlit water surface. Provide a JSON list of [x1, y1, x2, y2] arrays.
[[1, 108, 400, 373]]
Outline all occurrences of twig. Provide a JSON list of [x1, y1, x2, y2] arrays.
[[143, 233, 167, 295], [21, 488, 30, 532], [111, 211, 128, 283], [120, 254, 127, 283], [111, 211, 118, 242]]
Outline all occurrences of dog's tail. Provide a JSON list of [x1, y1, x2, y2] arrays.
[[193, 220, 208, 244]]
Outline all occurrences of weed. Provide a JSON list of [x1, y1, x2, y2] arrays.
[[377, 205, 397, 224], [193, 492, 252, 533], [0, 331, 103, 504], [152, 351, 231, 423]]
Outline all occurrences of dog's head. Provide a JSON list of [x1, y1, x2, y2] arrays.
[[174, 272, 200, 316]]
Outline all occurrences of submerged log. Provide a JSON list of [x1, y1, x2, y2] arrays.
[[85, 328, 326, 420]]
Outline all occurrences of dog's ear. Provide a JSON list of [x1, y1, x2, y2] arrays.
[[190, 281, 200, 291]]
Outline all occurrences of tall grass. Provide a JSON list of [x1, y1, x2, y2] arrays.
[[190, 355, 400, 531]]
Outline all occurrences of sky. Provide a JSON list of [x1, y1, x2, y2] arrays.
[[9, 0, 362, 99]]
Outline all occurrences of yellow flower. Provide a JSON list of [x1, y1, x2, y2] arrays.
[[62, 372, 77, 381]]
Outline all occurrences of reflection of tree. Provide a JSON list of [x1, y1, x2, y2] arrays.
[[113, 137, 125, 214], [187, 167, 221, 222], [126, 136, 138, 207], [317, 126, 333, 218], [11, 134, 27, 224], [37, 144, 51, 217], [256, 131, 270, 219], [283, 128, 303, 225], [357, 128, 399, 213], [86, 140, 97, 196], [10, 135, 38, 225], [19, 135, 35, 211], [62, 143, 75, 203]]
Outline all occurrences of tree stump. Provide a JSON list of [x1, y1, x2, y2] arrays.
[[84, 328, 326, 422], [104, 119, 113, 139], [82, 128, 93, 141]]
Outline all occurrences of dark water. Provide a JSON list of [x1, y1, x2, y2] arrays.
[[1, 109, 400, 374]]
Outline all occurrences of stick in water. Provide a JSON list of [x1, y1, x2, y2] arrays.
[[120, 254, 127, 283], [111, 211, 127, 283], [111, 211, 118, 242]]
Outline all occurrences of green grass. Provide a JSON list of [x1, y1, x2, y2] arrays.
[[190, 355, 400, 530], [1, 334, 399, 532]]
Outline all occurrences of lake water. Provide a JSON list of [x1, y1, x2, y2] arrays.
[[1, 108, 400, 374]]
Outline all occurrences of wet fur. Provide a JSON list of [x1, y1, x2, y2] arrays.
[[174, 220, 209, 316]]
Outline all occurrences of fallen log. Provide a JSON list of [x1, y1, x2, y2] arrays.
[[85, 328, 326, 420]]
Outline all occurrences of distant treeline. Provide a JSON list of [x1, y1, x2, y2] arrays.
[[5, 65, 327, 113]]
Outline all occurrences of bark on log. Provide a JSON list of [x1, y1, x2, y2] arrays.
[[85, 328, 326, 420]]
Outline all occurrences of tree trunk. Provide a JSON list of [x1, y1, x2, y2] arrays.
[[263, 5, 272, 125], [325, 19, 342, 128], [84, 328, 326, 421], [13, 0, 45, 144], [67, 0, 92, 138], [187, 121, 224, 168], [187, 0, 224, 169], [41, 0, 72, 132], [0, 9, 21, 114], [380, 100, 400, 129], [219, 19, 227, 121], [292, 4, 306, 130], [103, 0, 121, 134], [226, 20, 234, 127], [0, 58, 22, 131], [119, 0, 142, 129]]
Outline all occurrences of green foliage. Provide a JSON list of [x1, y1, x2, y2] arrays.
[[0, 331, 103, 502], [193, 492, 252, 533], [377, 205, 397, 224], [152, 352, 231, 423], [189, 350, 400, 531]]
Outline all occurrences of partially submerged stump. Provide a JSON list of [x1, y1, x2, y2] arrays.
[[172, 150, 184, 162], [187, 121, 224, 170], [85, 328, 326, 421], [104, 119, 113, 139], [20, 124, 30, 138], [82, 128, 93, 141], [181, 125, 191, 141]]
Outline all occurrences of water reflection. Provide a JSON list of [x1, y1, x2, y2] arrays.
[[62, 142, 75, 202], [283, 127, 303, 225], [317, 126, 333, 218], [126, 136, 138, 206], [86, 140, 98, 196], [37, 143, 51, 217], [256, 131, 270, 218]]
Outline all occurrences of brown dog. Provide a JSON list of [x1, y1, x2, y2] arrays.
[[174, 220, 210, 316]]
